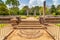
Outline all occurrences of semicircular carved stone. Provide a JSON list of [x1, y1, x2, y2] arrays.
[[17, 29, 44, 39]]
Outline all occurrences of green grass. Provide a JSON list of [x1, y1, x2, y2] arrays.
[[56, 24, 60, 27], [34, 16, 39, 19], [0, 24, 7, 29], [19, 15, 40, 19], [19, 15, 29, 19], [21, 16, 28, 19]]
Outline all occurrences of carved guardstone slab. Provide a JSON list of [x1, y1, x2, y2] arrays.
[[10, 17, 18, 26]]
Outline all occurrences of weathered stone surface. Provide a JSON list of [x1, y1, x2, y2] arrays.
[[46, 24, 60, 40], [6, 29, 54, 40], [0, 25, 13, 40]]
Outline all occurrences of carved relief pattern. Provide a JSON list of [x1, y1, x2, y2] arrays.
[[17, 29, 43, 39]]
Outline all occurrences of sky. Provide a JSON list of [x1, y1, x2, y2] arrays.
[[2, 0, 60, 9], [19, 0, 60, 9]]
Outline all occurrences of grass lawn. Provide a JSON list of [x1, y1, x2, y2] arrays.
[[21, 16, 28, 19], [56, 24, 60, 27], [19, 15, 40, 19], [34, 16, 39, 19], [0, 24, 7, 29], [19, 15, 29, 19]]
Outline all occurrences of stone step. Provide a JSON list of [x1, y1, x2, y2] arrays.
[[16, 26, 46, 29], [20, 22, 40, 23], [19, 24, 40, 25], [21, 21, 39, 22], [19, 21, 40, 25], [19, 23, 40, 25], [21, 21, 40, 23], [18, 25, 42, 27]]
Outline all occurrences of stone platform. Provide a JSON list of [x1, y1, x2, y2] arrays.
[[6, 29, 54, 40]]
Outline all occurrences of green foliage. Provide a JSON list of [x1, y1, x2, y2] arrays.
[[57, 5, 60, 10], [9, 7, 19, 15], [5, 0, 20, 15], [53, 12, 57, 16], [30, 6, 40, 15], [21, 16, 28, 19], [0, 0, 4, 4], [50, 5, 56, 14], [56, 10, 60, 15], [6, 0, 20, 7], [56, 24, 60, 27], [0, 0, 60, 16], [19, 9, 26, 15], [34, 16, 39, 19], [19, 6, 30, 15], [0, 24, 7, 29], [46, 8, 50, 15], [56, 5, 60, 15], [39, 7, 44, 15], [0, 3, 9, 15], [35, 6, 40, 15]]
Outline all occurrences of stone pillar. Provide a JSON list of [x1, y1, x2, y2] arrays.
[[10, 17, 18, 26], [43, 0, 46, 18], [42, 0, 46, 24]]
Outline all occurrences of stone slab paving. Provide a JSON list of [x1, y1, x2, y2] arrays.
[[21, 17, 38, 21], [6, 29, 54, 40], [46, 24, 60, 40], [0, 24, 13, 40]]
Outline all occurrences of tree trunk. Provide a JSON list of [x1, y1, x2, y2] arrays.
[[27, 10, 29, 16], [39, 11, 41, 16], [34, 10, 36, 16]]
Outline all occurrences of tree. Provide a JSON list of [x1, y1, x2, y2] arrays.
[[46, 7, 49, 15], [9, 7, 19, 15], [0, 1, 9, 15], [39, 7, 44, 15], [56, 5, 60, 15], [35, 6, 40, 15], [0, 0, 9, 15], [0, 0, 4, 4], [29, 7, 33, 15], [6, 0, 20, 7], [57, 5, 60, 10], [30, 6, 40, 16], [50, 5, 56, 14], [23, 6, 29, 16], [19, 9, 26, 15], [5, 0, 20, 15]]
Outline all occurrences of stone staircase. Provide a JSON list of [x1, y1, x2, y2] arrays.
[[16, 20, 46, 29]]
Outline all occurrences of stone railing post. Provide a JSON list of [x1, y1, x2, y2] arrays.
[[10, 17, 18, 26]]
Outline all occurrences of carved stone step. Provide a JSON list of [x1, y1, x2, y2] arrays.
[[19, 21, 40, 25], [18, 25, 42, 27], [16, 26, 46, 29], [19, 23, 40, 25]]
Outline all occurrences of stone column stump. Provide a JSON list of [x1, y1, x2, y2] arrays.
[[10, 17, 18, 26]]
